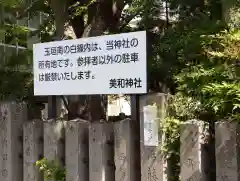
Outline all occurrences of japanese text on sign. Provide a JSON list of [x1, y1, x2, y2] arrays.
[[33, 31, 147, 95], [143, 105, 159, 146]]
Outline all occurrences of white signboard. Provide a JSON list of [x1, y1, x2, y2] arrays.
[[143, 105, 159, 146], [33, 31, 147, 95]]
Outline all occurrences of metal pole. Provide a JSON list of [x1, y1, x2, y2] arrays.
[[131, 94, 141, 181], [48, 96, 57, 119]]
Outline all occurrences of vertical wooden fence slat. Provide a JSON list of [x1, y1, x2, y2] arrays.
[[89, 122, 114, 181], [44, 120, 66, 180], [215, 121, 240, 181], [0, 102, 27, 181], [23, 120, 43, 181], [114, 119, 136, 181], [139, 94, 167, 181], [65, 120, 89, 181]]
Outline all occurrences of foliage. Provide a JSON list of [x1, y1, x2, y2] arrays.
[[174, 28, 240, 121], [167, 93, 201, 120], [160, 116, 180, 158], [36, 158, 66, 181], [160, 116, 180, 181], [108, 94, 130, 105], [202, 82, 240, 120], [157, 5, 240, 179], [0, 0, 34, 101]]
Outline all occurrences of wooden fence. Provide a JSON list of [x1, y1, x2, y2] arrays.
[[0, 98, 238, 181]]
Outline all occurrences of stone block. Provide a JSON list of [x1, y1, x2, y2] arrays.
[[23, 120, 43, 181], [139, 93, 167, 181], [215, 121, 240, 181], [44, 120, 66, 163], [0, 102, 27, 181], [180, 120, 210, 181], [114, 119, 136, 181], [89, 122, 114, 181], [65, 119, 89, 181]]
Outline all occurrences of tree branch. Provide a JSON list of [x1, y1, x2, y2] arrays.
[[60, 96, 69, 112], [119, 7, 142, 31], [49, 0, 68, 37]]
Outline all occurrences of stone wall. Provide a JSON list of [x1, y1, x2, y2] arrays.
[[215, 121, 240, 181], [180, 120, 210, 181], [139, 93, 168, 181], [0, 101, 240, 181]]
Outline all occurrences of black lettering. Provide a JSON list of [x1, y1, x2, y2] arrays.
[[51, 47, 57, 55], [122, 38, 130, 48], [106, 40, 114, 50], [117, 79, 125, 88], [122, 53, 130, 63], [109, 79, 117, 88], [134, 77, 142, 88], [84, 43, 91, 52], [84, 71, 91, 79], [64, 46, 70, 54], [77, 44, 84, 52], [44, 48, 50, 56], [58, 60, 64, 67], [57, 46, 63, 55], [76, 52, 139, 67], [71, 72, 77, 80], [114, 40, 122, 49], [92, 56, 98, 65], [114, 54, 121, 63], [51, 60, 57, 68], [77, 57, 85, 66], [99, 56, 106, 64], [70, 45, 77, 53], [64, 72, 70, 80], [130, 38, 138, 47], [51, 73, 58, 81], [106, 55, 112, 64], [125, 78, 134, 88], [38, 61, 45, 69], [109, 77, 142, 88], [39, 73, 44, 81], [58, 73, 62, 81], [77, 72, 84, 79], [45, 61, 51, 69], [44, 73, 51, 81], [131, 53, 139, 62], [85, 57, 91, 66], [64, 59, 70, 67], [91, 43, 98, 51]]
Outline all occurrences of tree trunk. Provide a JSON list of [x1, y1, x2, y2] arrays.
[[209, 0, 222, 20], [68, 0, 124, 121], [48, 0, 68, 119]]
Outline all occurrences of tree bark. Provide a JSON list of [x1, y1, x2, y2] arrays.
[[49, 0, 131, 121], [68, 0, 125, 121], [48, 0, 68, 119], [49, 0, 68, 38]]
